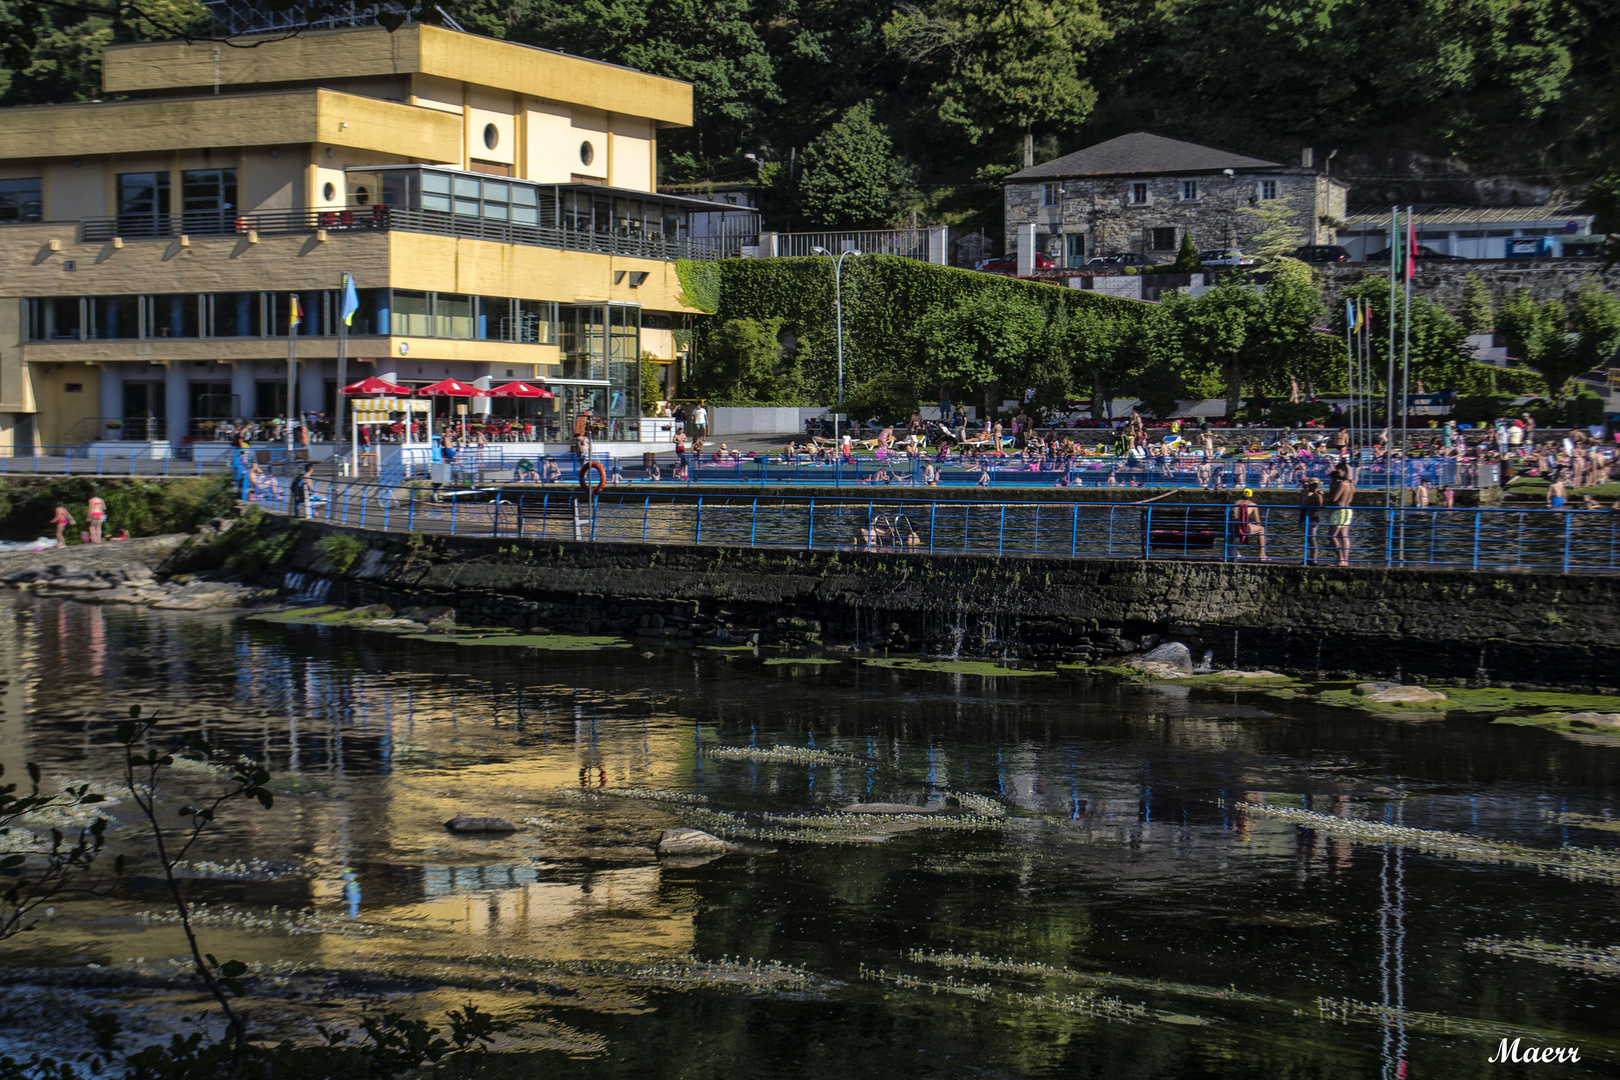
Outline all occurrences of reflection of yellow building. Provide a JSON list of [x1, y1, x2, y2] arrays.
[[0, 21, 756, 448]]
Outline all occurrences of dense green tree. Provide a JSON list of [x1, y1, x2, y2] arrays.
[[695, 317, 811, 404], [1498, 280, 1620, 404], [1056, 306, 1143, 417], [1459, 273, 1496, 335], [1340, 277, 1473, 395], [795, 100, 905, 227], [1168, 232, 1202, 272], [913, 292, 1054, 417]]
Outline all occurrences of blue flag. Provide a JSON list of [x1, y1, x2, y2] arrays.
[[1346, 299, 1356, 331], [340, 273, 360, 327]]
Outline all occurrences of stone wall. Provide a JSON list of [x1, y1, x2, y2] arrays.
[[1321, 261, 1620, 320], [199, 517, 1620, 688], [1005, 171, 1342, 262]]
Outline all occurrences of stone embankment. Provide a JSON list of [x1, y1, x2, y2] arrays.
[[153, 514, 1620, 688], [0, 533, 271, 610]]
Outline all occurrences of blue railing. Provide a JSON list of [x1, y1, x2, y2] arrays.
[[257, 481, 1620, 575], [0, 444, 295, 477]]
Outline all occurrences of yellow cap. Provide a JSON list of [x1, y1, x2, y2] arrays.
[[1242, 488, 1254, 498]]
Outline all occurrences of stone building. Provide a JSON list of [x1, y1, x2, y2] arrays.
[[1004, 132, 1347, 267]]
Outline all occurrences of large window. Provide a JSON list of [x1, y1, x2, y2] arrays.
[[148, 294, 200, 339], [212, 292, 262, 338], [117, 173, 170, 234], [517, 300, 556, 344], [90, 296, 141, 339], [390, 291, 431, 336], [24, 298, 80, 341], [0, 178, 43, 222], [1259, 180, 1278, 200], [1129, 182, 1149, 205], [181, 168, 237, 230], [435, 294, 473, 339], [1151, 227, 1178, 251]]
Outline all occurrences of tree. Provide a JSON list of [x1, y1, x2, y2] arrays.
[[1057, 306, 1143, 418], [796, 100, 905, 228], [1169, 232, 1203, 272], [1340, 277, 1473, 395], [1239, 194, 1302, 266], [885, 0, 1109, 149], [697, 317, 810, 405], [914, 292, 1052, 418], [1496, 283, 1620, 405], [1459, 273, 1495, 335]]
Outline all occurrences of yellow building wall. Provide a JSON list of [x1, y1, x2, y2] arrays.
[[524, 100, 576, 183], [569, 108, 609, 183], [43, 158, 109, 220], [465, 87, 516, 169], [0, 297, 28, 419], [409, 73, 465, 116], [608, 115, 653, 191], [242, 149, 303, 212], [27, 363, 100, 446]]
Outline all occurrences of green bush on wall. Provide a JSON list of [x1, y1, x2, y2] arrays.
[[0, 476, 236, 541], [680, 256, 1147, 405]]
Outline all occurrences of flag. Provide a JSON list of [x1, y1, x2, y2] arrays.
[[1346, 299, 1357, 332], [1361, 298, 1372, 335], [288, 294, 302, 329], [1404, 213, 1417, 281], [339, 274, 359, 327]]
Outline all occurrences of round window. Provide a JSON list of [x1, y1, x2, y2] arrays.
[[484, 123, 499, 150], [580, 141, 595, 166], [355, 186, 370, 206], [323, 182, 336, 202]]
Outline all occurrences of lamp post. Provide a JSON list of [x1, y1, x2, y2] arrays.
[[811, 245, 862, 445]]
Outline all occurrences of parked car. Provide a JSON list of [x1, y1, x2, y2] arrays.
[[976, 252, 1056, 273], [1291, 244, 1351, 263], [1505, 236, 1557, 259], [1197, 248, 1255, 267], [1085, 252, 1156, 267], [1362, 244, 1462, 262]]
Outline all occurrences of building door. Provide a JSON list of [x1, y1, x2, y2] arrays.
[[1065, 234, 1086, 267], [122, 381, 167, 441], [189, 382, 235, 439], [255, 380, 291, 420]]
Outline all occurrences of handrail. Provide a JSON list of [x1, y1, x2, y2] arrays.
[[78, 205, 732, 262], [255, 479, 1620, 576]]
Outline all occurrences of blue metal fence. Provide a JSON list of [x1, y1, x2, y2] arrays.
[[0, 445, 294, 477], [259, 481, 1620, 575]]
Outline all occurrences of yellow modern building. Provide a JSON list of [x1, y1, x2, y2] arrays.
[[0, 21, 757, 449]]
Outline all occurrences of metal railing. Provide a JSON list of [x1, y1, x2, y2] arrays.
[[79, 205, 741, 262], [771, 229, 935, 261], [262, 481, 1620, 575], [0, 444, 293, 476]]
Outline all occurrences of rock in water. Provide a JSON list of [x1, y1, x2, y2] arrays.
[[1559, 712, 1620, 728], [1127, 641, 1193, 674], [1364, 686, 1448, 705], [1354, 681, 1400, 696], [657, 828, 738, 856], [840, 803, 937, 815], [444, 816, 518, 834]]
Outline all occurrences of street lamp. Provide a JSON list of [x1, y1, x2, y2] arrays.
[[811, 245, 863, 445]]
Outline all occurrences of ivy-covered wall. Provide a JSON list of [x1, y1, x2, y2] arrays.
[[678, 256, 1147, 403]]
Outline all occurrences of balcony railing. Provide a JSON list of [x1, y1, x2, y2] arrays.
[[79, 206, 747, 261]]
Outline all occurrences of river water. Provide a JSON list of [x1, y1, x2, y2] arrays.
[[2, 593, 1618, 1077]]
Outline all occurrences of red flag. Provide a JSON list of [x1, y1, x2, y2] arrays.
[[1404, 214, 1417, 281]]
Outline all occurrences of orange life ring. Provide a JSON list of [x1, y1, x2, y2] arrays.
[[579, 460, 606, 495]]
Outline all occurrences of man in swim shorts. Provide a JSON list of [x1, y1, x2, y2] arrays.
[[1326, 463, 1355, 567]]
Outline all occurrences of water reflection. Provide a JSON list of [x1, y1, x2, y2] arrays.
[[1, 594, 1618, 1078]]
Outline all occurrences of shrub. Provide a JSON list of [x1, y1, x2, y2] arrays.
[[317, 533, 366, 575]]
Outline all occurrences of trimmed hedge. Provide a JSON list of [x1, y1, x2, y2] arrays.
[[681, 256, 1148, 402]]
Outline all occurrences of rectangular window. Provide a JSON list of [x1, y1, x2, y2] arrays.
[[1259, 180, 1278, 200], [117, 172, 170, 235], [348, 288, 384, 335], [1180, 180, 1198, 201], [189, 383, 234, 429], [517, 299, 556, 344], [25, 298, 81, 341], [122, 382, 167, 440], [1042, 183, 1060, 207], [211, 292, 262, 338], [510, 184, 539, 226], [390, 290, 431, 337], [452, 174, 481, 217], [89, 296, 141, 339], [435, 294, 474, 339], [147, 294, 200, 339], [1129, 182, 1149, 205], [420, 170, 452, 213], [181, 168, 237, 233], [1151, 227, 1178, 251], [255, 381, 289, 419], [478, 297, 514, 341], [0, 178, 43, 222]]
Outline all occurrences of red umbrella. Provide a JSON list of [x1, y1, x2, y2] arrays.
[[340, 376, 412, 397], [487, 381, 555, 399], [416, 378, 480, 396]]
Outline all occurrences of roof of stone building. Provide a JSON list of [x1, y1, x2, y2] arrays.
[[1007, 131, 1282, 181]]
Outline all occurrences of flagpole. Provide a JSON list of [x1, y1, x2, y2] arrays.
[[1385, 207, 1398, 511], [1400, 206, 1415, 560], [1358, 299, 1369, 456], [334, 278, 349, 489], [286, 293, 299, 458]]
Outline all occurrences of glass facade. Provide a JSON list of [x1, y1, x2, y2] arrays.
[[0, 177, 42, 222]]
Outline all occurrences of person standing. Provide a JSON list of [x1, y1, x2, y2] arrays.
[[1326, 462, 1355, 567], [291, 464, 317, 519], [51, 505, 75, 548], [1232, 488, 1268, 561], [86, 493, 107, 544], [1297, 478, 1324, 564], [1547, 470, 1567, 509], [693, 403, 708, 438]]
